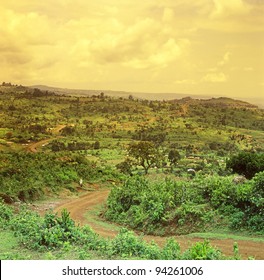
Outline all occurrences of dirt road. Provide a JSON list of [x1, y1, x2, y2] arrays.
[[26, 124, 66, 152], [54, 189, 264, 260]]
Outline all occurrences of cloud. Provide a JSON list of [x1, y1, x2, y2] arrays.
[[68, 17, 186, 69], [218, 52, 231, 66], [202, 72, 228, 82], [162, 7, 175, 22], [210, 0, 251, 18], [243, 67, 254, 71], [174, 79, 196, 85], [123, 38, 183, 69]]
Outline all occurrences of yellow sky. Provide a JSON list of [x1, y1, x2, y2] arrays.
[[0, 0, 263, 99]]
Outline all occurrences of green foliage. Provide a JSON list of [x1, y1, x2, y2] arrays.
[[0, 152, 99, 201], [116, 158, 133, 175], [128, 141, 162, 174], [9, 207, 44, 249], [106, 174, 264, 234], [226, 151, 264, 179], [161, 238, 181, 260], [0, 200, 14, 228], [168, 149, 181, 167], [181, 240, 223, 260], [8, 206, 103, 250], [0, 201, 246, 260], [110, 228, 155, 258], [251, 171, 264, 201], [233, 242, 241, 260]]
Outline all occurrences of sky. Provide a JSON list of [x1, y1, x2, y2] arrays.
[[0, 0, 263, 100]]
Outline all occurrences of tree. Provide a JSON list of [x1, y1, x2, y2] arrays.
[[226, 151, 264, 179], [128, 141, 161, 174], [116, 158, 133, 175], [93, 141, 100, 150], [168, 149, 181, 169]]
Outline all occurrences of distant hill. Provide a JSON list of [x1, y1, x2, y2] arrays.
[[0, 84, 254, 109], [169, 96, 258, 109]]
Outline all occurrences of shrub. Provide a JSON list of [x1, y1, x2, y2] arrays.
[[109, 228, 162, 259], [251, 171, 264, 201], [226, 152, 264, 179], [9, 207, 44, 249], [161, 238, 181, 260], [181, 240, 223, 260], [0, 200, 14, 228], [110, 228, 148, 258]]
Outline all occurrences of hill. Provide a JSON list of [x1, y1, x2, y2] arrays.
[[29, 84, 264, 108], [169, 96, 258, 108], [0, 83, 263, 160]]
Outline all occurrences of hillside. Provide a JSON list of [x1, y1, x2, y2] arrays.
[[170, 96, 258, 108], [0, 84, 263, 149], [0, 83, 264, 260]]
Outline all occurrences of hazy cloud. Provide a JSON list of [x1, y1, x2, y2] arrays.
[[210, 0, 250, 18], [174, 79, 196, 85], [202, 72, 228, 83], [218, 52, 231, 66]]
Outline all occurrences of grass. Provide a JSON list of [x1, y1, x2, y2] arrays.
[[0, 230, 43, 259], [84, 203, 122, 232], [186, 232, 264, 243]]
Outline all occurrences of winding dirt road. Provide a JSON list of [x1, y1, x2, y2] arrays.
[[54, 189, 264, 260], [26, 124, 66, 153]]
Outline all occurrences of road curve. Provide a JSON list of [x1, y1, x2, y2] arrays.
[[26, 124, 66, 153], [54, 189, 264, 260]]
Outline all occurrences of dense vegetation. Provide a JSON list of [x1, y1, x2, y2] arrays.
[[0, 83, 263, 259], [0, 151, 118, 202], [105, 172, 264, 235], [0, 201, 241, 260]]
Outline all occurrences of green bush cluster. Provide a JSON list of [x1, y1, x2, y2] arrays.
[[0, 152, 100, 201], [8, 207, 105, 251], [105, 173, 264, 234]]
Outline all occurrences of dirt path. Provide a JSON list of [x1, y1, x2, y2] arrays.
[[26, 124, 66, 153], [54, 189, 264, 260]]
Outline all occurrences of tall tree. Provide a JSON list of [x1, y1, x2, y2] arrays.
[[128, 141, 161, 174]]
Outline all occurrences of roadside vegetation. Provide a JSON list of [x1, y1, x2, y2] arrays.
[[105, 172, 264, 235], [0, 202, 242, 260]]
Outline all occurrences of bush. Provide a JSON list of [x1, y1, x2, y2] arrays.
[[226, 152, 264, 179], [251, 171, 264, 201], [181, 240, 223, 260], [109, 228, 160, 259], [161, 238, 181, 260], [0, 200, 14, 228], [106, 174, 264, 234], [9, 207, 99, 250], [3, 204, 242, 259], [9, 207, 44, 249]]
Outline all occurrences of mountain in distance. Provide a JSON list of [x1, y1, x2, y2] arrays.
[[30, 84, 264, 109]]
